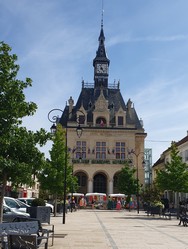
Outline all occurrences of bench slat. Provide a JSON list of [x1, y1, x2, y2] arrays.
[[0, 221, 39, 235]]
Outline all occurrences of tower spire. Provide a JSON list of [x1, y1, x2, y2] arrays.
[[101, 0, 104, 28], [93, 0, 110, 89]]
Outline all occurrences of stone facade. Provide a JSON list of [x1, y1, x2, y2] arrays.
[[67, 122, 146, 195]]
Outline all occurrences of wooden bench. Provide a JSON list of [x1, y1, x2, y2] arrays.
[[178, 214, 188, 226], [146, 206, 161, 216], [163, 208, 178, 220], [0, 221, 48, 249]]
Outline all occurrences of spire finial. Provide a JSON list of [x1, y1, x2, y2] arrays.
[[101, 0, 104, 28]]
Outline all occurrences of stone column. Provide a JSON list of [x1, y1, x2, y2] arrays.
[[108, 178, 113, 195], [88, 178, 93, 193]]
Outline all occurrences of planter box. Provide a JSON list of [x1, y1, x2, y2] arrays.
[[27, 206, 51, 224]]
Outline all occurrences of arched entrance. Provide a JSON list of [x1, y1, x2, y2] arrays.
[[75, 172, 87, 194], [93, 173, 107, 193]]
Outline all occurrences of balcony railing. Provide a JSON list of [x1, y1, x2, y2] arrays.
[[82, 82, 120, 89]]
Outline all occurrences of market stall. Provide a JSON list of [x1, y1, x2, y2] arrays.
[[108, 193, 127, 210], [85, 193, 107, 209]]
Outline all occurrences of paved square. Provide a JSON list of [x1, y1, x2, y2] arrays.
[[50, 209, 188, 249]]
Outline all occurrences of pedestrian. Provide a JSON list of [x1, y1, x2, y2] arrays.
[[116, 199, 121, 210]]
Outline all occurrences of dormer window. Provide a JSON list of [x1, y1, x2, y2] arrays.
[[88, 102, 92, 109], [96, 117, 106, 127], [78, 115, 85, 124], [118, 116, 123, 126], [109, 103, 114, 110]]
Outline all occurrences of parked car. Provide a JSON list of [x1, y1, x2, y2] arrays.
[[4, 197, 30, 213], [18, 198, 54, 213], [3, 204, 30, 222]]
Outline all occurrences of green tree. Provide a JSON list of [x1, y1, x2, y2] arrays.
[[117, 162, 138, 209], [140, 183, 162, 205], [38, 124, 77, 216], [156, 142, 188, 193], [0, 42, 50, 222]]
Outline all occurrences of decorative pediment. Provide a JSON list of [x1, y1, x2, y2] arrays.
[[116, 106, 125, 115], [94, 89, 108, 112]]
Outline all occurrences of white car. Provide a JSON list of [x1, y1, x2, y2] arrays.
[[18, 198, 54, 213], [4, 197, 30, 213], [3, 204, 30, 222]]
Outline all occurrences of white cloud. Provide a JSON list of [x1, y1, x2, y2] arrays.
[[108, 34, 188, 47]]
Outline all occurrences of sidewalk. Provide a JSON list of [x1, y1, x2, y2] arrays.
[[49, 209, 188, 249]]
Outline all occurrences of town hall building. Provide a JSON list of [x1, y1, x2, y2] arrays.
[[59, 20, 147, 195]]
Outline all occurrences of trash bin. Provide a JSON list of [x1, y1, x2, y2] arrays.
[[57, 203, 63, 213]]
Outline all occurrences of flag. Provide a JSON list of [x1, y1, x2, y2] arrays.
[[100, 119, 104, 127]]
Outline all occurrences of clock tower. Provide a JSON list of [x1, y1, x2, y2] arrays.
[[93, 20, 110, 89]]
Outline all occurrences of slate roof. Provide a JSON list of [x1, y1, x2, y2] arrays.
[[59, 85, 143, 130]]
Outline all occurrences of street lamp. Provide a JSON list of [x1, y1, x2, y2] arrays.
[[48, 108, 84, 224], [128, 149, 145, 214]]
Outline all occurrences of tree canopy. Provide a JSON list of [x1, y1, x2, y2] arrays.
[[117, 162, 138, 196], [140, 183, 162, 205], [0, 42, 50, 222], [38, 124, 77, 216]]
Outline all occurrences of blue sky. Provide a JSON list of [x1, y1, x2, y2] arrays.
[[1, 0, 188, 163]]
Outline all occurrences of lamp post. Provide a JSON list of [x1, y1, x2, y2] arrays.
[[71, 164, 74, 213], [47, 108, 84, 224], [128, 149, 145, 214]]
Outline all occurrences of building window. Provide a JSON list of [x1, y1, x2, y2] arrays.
[[179, 152, 183, 160], [185, 150, 188, 161], [118, 116, 123, 126], [96, 142, 106, 159], [76, 141, 86, 159], [78, 115, 85, 124], [115, 142, 125, 159]]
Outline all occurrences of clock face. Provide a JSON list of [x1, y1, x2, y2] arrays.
[[96, 64, 108, 74]]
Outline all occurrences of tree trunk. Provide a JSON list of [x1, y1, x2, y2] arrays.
[[54, 194, 57, 217], [0, 173, 7, 223]]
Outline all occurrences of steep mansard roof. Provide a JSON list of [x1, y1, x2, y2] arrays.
[[59, 86, 143, 130]]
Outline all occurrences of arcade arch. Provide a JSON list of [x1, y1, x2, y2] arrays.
[[93, 172, 107, 193]]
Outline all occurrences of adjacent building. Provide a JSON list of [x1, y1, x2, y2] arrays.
[[153, 131, 188, 205]]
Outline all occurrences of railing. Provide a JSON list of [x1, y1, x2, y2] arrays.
[[72, 159, 89, 164], [82, 82, 120, 89]]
